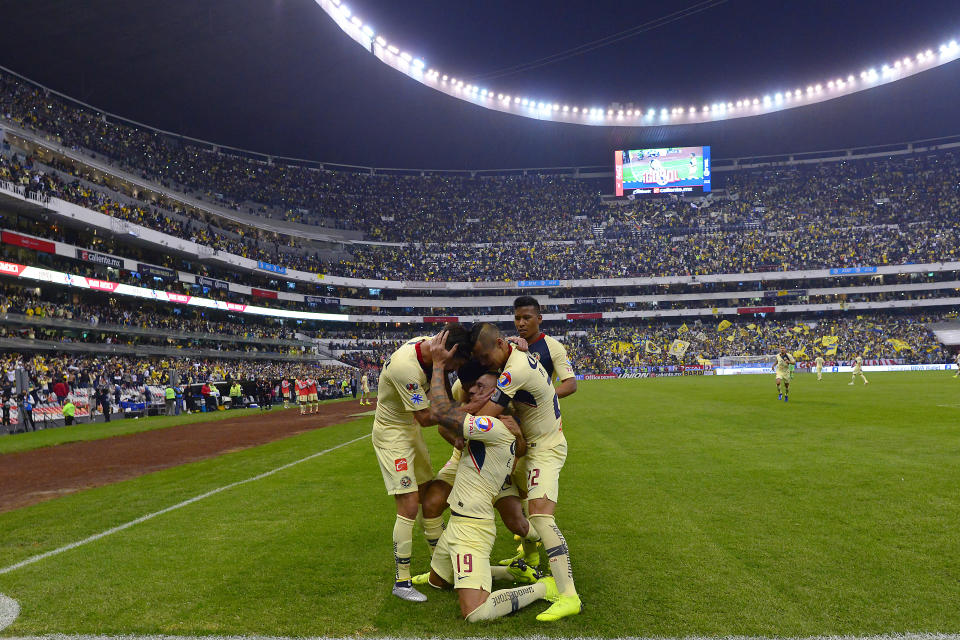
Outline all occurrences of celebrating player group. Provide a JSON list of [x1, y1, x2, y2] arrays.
[[369, 296, 582, 623]]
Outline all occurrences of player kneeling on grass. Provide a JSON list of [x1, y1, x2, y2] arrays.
[[773, 346, 797, 402], [422, 332, 558, 622]]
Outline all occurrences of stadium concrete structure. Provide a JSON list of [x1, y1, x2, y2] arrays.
[[1, 8, 960, 636]]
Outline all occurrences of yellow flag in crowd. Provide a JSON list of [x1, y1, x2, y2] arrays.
[[793, 345, 808, 359], [668, 339, 690, 358], [678, 323, 689, 335], [746, 323, 757, 330], [718, 319, 732, 332], [887, 338, 913, 352], [863, 345, 870, 355], [822, 336, 839, 346], [825, 344, 838, 356], [645, 340, 662, 354], [792, 326, 804, 334], [726, 333, 736, 342], [697, 356, 712, 367]]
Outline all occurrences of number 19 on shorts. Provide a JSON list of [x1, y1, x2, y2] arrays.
[[456, 553, 473, 574]]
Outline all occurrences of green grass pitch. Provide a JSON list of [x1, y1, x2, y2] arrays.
[[623, 157, 699, 183], [1, 371, 959, 637]]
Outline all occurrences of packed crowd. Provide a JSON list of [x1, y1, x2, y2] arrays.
[[0, 285, 313, 343], [562, 313, 949, 373], [3, 66, 960, 283]]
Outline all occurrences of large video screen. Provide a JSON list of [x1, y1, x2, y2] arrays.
[[615, 146, 711, 196]]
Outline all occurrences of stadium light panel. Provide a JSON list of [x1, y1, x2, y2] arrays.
[[316, 2, 960, 127]]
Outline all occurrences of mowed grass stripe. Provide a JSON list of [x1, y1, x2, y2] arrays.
[[0, 372, 958, 637]]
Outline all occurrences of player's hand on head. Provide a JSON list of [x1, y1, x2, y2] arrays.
[[506, 336, 528, 352], [429, 330, 458, 368]]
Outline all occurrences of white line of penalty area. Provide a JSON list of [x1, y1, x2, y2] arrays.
[[1, 634, 960, 640], [0, 433, 372, 632]]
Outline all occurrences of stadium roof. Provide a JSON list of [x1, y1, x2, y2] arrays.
[[1, 0, 959, 169]]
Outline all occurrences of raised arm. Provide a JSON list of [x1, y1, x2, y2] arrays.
[[427, 331, 467, 438]]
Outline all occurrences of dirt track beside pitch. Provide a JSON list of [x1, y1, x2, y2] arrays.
[[0, 401, 370, 512]]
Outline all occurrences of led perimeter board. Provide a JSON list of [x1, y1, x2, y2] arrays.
[[615, 146, 711, 196]]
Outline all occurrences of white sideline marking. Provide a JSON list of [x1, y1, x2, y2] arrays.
[[1, 634, 960, 640], [0, 433, 370, 576], [0, 594, 18, 631]]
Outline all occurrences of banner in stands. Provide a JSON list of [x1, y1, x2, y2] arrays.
[[138, 263, 176, 279], [305, 295, 341, 305], [577, 374, 618, 380], [251, 288, 279, 299], [424, 316, 458, 323], [574, 297, 615, 304], [0, 260, 348, 322], [76, 249, 123, 268], [517, 280, 560, 287], [257, 260, 287, 275], [197, 275, 229, 291], [763, 289, 807, 298], [738, 306, 775, 314], [2, 231, 55, 254], [716, 363, 954, 375], [566, 312, 602, 320], [829, 266, 877, 275]]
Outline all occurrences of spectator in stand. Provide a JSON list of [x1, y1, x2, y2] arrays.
[[18, 392, 34, 432]]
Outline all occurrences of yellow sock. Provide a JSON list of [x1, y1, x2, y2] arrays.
[[423, 516, 445, 554], [393, 514, 415, 583], [530, 514, 576, 597], [465, 583, 546, 622]]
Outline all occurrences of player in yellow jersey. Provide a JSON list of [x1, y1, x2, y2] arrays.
[[421, 332, 559, 622], [360, 371, 371, 405], [814, 355, 825, 381], [772, 346, 797, 402], [953, 352, 960, 378], [418, 360, 542, 561], [848, 355, 869, 385], [373, 324, 471, 602], [513, 296, 577, 399], [471, 323, 582, 622]]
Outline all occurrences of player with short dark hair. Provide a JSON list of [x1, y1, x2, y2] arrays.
[[372, 322, 470, 602], [421, 332, 558, 622], [470, 323, 582, 621]]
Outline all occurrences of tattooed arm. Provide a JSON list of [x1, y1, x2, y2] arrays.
[[427, 331, 467, 438]]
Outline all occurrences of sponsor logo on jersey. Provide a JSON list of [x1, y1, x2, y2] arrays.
[[395, 458, 408, 472], [472, 416, 494, 432], [498, 372, 512, 388], [406, 383, 418, 391]]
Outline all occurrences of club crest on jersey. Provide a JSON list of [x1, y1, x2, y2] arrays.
[[472, 416, 494, 432], [498, 372, 512, 388]]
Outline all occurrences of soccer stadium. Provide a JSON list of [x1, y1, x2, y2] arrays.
[[0, 0, 959, 637]]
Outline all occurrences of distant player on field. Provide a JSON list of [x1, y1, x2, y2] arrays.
[[848, 355, 869, 386], [360, 371, 371, 405], [814, 355, 825, 380], [773, 346, 797, 402], [372, 324, 471, 602], [953, 352, 960, 378], [422, 332, 558, 622]]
